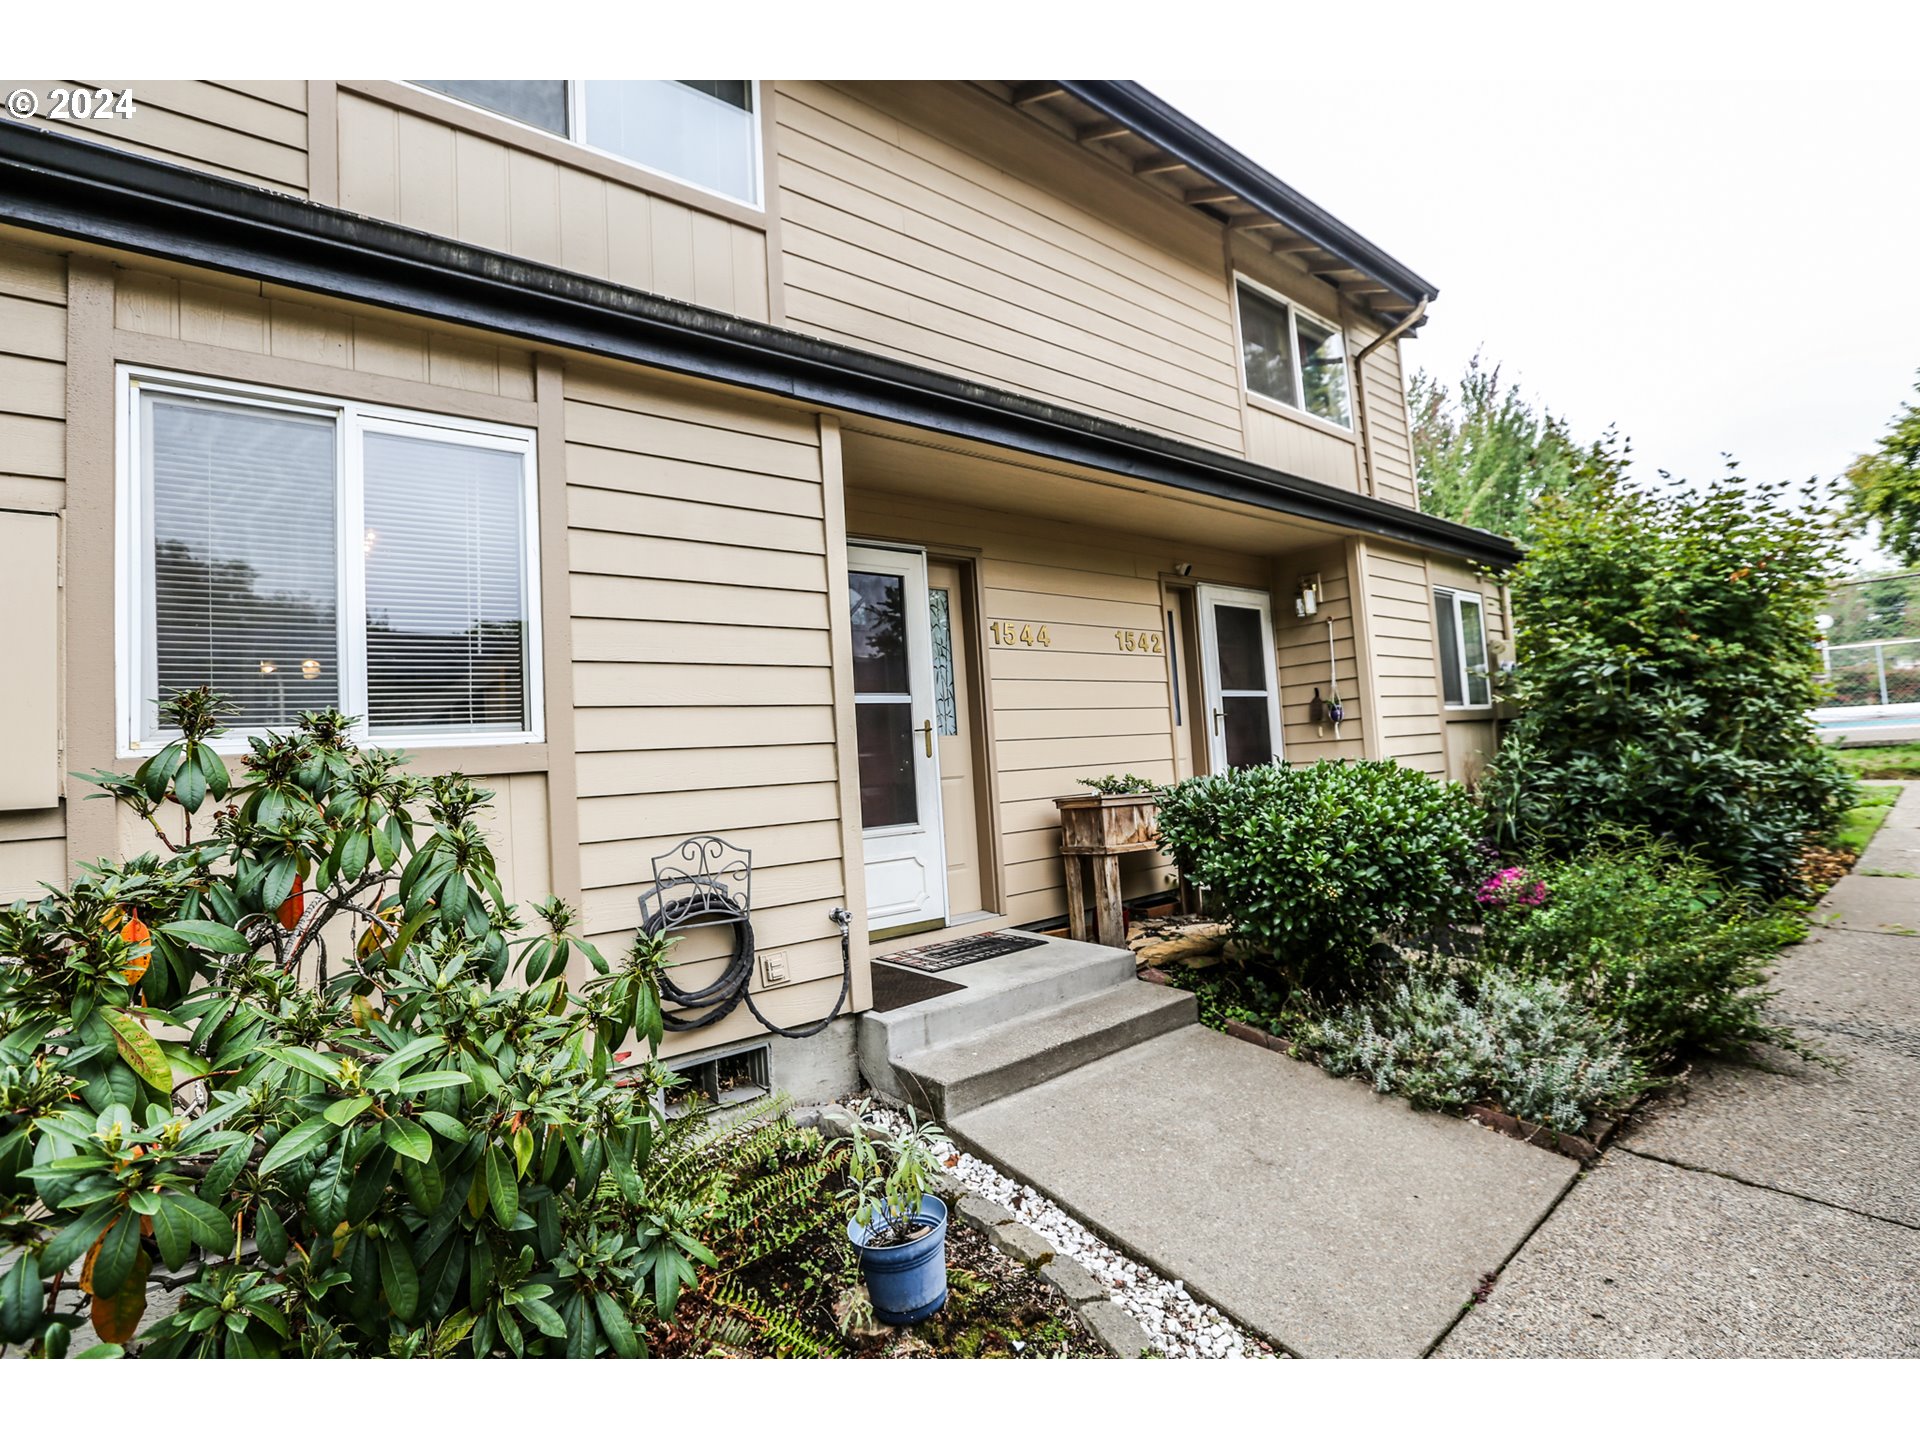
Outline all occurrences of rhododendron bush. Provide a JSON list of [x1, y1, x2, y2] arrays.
[[0, 688, 691, 1358]]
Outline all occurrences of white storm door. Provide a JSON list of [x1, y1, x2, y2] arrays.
[[848, 545, 948, 929], [1196, 584, 1284, 773]]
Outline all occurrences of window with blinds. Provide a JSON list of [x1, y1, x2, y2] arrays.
[[124, 372, 540, 752], [149, 396, 341, 729], [363, 429, 529, 735]]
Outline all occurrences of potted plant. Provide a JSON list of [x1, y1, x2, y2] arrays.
[[837, 1106, 951, 1325], [1056, 773, 1162, 853]]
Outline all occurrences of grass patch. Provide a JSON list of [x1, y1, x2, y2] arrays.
[[1833, 783, 1903, 854], [1832, 743, 1920, 780]]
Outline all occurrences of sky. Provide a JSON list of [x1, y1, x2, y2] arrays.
[[1149, 10, 1920, 567]]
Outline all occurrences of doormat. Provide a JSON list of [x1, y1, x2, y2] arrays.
[[880, 930, 1051, 973]]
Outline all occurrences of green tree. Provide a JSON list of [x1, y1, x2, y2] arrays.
[[1410, 351, 1628, 544], [1843, 373, 1920, 566], [1480, 466, 1855, 892]]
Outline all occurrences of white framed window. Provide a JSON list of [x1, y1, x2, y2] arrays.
[[1233, 275, 1352, 429], [116, 366, 544, 756], [410, 80, 762, 207], [1434, 587, 1492, 709]]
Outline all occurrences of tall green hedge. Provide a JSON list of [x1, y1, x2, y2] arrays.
[[1481, 470, 1854, 889]]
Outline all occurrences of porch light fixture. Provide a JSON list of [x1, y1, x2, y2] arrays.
[[1294, 574, 1321, 619]]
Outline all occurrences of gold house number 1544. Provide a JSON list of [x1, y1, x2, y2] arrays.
[[990, 622, 1051, 647]]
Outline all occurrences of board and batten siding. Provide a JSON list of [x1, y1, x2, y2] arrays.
[[331, 85, 772, 324], [774, 81, 1247, 457], [0, 81, 308, 194], [564, 365, 860, 1050]]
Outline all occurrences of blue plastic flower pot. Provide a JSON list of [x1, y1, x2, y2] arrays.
[[847, 1194, 949, 1325]]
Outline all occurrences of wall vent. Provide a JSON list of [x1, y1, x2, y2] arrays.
[[663, 1041, 772, 1116]]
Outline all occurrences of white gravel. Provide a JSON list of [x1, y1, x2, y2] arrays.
[[868, 1105, 1277, 1359]]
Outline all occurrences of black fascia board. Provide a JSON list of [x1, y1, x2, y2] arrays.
[[1062, 81, 1440, 311], [0, 121, 1515, 568]]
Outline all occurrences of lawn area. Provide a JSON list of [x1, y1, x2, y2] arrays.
[[1835, 783, 1903, 855], [1833, 743, 1920, 779]]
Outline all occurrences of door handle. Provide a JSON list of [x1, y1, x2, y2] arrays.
[[922, 719, 934, 757], [1212, 707, 1223, 736]]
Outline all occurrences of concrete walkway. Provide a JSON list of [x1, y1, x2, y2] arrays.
[[947, 1025, 1577, 1357], [1442, 783, 1920, 1357]]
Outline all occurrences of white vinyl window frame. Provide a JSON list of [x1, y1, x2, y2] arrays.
[[1231, 272, 1354, 433], [1434, 586, 1493, 711], [399, 80, 765, 210], [115, 365, 545, 757]]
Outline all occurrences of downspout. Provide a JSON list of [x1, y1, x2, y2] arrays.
[[1350, 296, 1428, 500]]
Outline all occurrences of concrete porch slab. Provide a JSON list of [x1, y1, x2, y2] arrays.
[[947, 1025, 1577, 1357], [1438, 1150, 1920, 1358]]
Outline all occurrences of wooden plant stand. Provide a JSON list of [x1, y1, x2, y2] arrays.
[[1054, 794, 1160, 949]]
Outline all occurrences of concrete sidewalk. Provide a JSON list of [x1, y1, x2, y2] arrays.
[[948, 1024, 1577, 1358], [1443, 783, 1920, 1358]]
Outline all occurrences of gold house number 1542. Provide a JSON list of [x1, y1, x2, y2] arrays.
[[990, 622, 1051, 647], [1114, 629, 1164, 654]]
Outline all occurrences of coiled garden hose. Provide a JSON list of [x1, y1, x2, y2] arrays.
[[635, 887, 853, 1041]]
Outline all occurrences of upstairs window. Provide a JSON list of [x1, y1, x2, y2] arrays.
[[412, 79, 761, 205], [1235, 278, 1351, 428], [120, 369, 542, 753], [1434, 587, 1492, 708]]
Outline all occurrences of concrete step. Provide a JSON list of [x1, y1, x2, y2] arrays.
[[891, 981, 1196, 1118], [862, 935, 1139, 1060]]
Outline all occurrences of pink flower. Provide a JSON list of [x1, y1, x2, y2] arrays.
[[1476, 866, 1547, 908]]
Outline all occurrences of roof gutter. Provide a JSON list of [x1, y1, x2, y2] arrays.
[[0, 121, 1517, 569]]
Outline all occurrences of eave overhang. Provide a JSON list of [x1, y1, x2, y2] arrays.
[[993, 81, 1439, 326], [0, 120, 1517, 569]]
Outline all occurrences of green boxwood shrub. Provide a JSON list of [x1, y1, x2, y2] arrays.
[[1481, 842, 1810, 1064], [1153, 760, 1485, 993]]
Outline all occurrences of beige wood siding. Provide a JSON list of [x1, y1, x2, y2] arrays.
[[564, 365, 854, 1051], [1359, 332, 1419, 508], [0, 513, 60, 810], [1274, 543, 1368, 766], [0, 241, 66, 512], [1364, 544, 1449, 778], [775, 82, 1246, 455], [0, 81, 307, 194], [1244, 403, 1364, 491], [0, 242, 67, 872], [846, 487, 1285, 925], [331, 89, 770, 322], [0, 826, 64, 903]]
